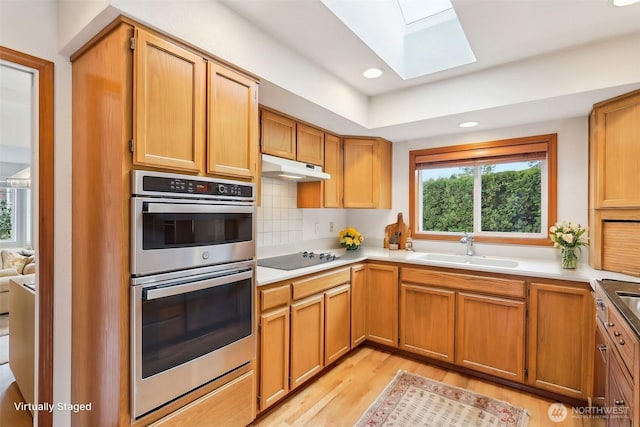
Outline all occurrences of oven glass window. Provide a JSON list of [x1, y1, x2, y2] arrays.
[[142, 208, 252, 249], [141, 276, 252, 378]]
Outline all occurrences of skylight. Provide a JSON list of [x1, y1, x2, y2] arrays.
[[320, 0, 476, 80], [397, 0, 453, 25]]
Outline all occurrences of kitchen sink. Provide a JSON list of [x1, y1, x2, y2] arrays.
[[411, 253, 519, 268], [618, 293, 640, 318]]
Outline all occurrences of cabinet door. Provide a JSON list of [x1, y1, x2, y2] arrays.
[[606, 349, 634, 427], [297, 133, 342, 209], [400, 284, 455, 362], [351, 264, 367, 347], [323, 134, 343, 208], [261, 110, 296, 160], [456, 293, 525, 382], [343, 138, 391, 209], [207, 62, 258, 179], [296, 123, 324, 165], [592, 90, 640, 208], [528, 282, 595, 399], [259, 306, 290, 411], [290, 294, 324, 389], [134, 28, 205, 172], [366, 264, 398, 347], [324, 284, 351, 365]]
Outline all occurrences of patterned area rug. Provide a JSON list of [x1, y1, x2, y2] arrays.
[[355, 370, 530, 427]]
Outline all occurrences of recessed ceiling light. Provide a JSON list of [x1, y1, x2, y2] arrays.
[[613, 0, 640, 6], [458, 121, 479, 128], [363, 67, 384, 79]]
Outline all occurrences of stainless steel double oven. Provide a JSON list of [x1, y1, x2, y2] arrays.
[[129, 170, 256, 419]]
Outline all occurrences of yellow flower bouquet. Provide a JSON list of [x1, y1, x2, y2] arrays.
[[339, 227, 364, 250]]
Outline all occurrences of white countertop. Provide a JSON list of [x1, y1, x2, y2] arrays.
[[257, 247, 640, 288]]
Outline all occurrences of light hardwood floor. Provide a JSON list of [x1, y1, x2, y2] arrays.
[[0, 363, 31, 427], [253, 346, 604, 427]]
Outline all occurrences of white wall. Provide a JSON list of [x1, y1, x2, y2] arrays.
[[57, 0, 369, 130], [0, 1, 73, 425], [369, 33, 640, 128], [350, 116, 589, 260]]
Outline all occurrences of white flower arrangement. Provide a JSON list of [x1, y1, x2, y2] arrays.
[[549, 221, 587, 249]]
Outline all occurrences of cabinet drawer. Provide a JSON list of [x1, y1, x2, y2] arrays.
[[608, 350, 634, 423], [605, 304, 636, 378], [261, 285, 291, 311], [401, 268, 525, 299], [292, 268, 350, 300]]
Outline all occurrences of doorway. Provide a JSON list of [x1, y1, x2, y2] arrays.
[[0, 46, 54, 427]]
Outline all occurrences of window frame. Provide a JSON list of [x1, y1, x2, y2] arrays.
[[409, 134, 557, 246], [0, 187, 17, 243]]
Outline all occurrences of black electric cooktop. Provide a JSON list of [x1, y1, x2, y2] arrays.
[[257, 251, 339, 271]]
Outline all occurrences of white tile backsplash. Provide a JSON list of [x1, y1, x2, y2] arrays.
[[257, 177, 348, 251], [258, 177, 303, 248]]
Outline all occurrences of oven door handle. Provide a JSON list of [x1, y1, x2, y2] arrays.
[[144, 203, 253, 214], [144, 269, 253, 300]]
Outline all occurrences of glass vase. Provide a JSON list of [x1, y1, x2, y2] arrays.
[[561, 247, 578, 269]]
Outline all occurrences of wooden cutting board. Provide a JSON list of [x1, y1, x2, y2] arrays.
[[384, 212, 410, 249]]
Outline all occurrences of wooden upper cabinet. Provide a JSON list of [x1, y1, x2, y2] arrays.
[[591, 89, 640, 208], [296, 123, 324, 166], [133, 28, 205, 172], [297, 133, 342, 208], [261, 110, 296, 160], [207, 62, 258, 179], [527, 281, 594, 399], [323, 134, 343, 208], [589, 89, 640, 273], [343, 138, 392, 209]]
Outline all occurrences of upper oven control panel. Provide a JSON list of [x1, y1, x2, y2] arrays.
[[132, 170, 255, 201]]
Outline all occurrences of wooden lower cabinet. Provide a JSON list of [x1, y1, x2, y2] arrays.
[[366, 264, 398, 347], [150, 371, 255, 427], [324, 284, 351, 365], [527, 281, 595, 399], [606, 348, 634, 427], [259, 306, 290, 410], [290, 294, 325, 389], [350, 264, 367, 347], [400, 284, 455, 363], [455, 292, 526, 382]]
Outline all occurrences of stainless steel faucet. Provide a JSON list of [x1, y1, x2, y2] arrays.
[[460, 232, 474, 256]]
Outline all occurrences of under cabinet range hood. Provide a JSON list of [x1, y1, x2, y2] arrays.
[[261, 154, 330, 182]]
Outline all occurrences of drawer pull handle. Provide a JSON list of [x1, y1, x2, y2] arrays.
[[614, 399, 625, 406], [607, 322, 614, 327], [614, 331, 621, 337], [598, 344, 607, 363], [618, 339, 625, 345]]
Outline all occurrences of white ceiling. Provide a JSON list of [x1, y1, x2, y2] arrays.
[[222, 0, 640, 141]]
